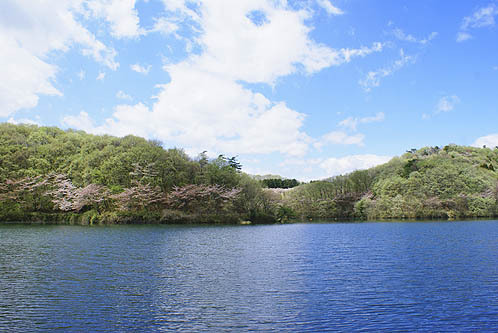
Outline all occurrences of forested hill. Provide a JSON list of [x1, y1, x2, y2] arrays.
[[0, 123, 219, 189], [282, 145, 498, 220], [0, 123, 276, 224], [0, 123, 497, 224]]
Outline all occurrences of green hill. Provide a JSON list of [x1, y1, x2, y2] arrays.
[[283, 145, 498, 220], [0, 123, 497, 223], [0, 123, 275, 224]]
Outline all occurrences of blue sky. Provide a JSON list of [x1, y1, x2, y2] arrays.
[[2, 0, 498, 180]]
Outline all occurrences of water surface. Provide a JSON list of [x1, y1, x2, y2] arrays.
[[1, 220, 497, 331]]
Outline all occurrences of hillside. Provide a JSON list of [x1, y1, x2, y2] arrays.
[[283, 145, 498, 220], [0, 123, 276, 224], [0, 123, 497, 223]]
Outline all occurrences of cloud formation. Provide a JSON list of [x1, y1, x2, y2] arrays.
[[436, 95, 460, 113], [70, 0, 384, 157], [314, 112, 385, 149], [316, 0, 344, 16], [0, 0, 121, 117], [131, 64, 152, 74], [339, 112, 385, 131], [86, 0, 143, 39], [319, 154, 392, 176], [150, 17, 179, 36], [472, 134, 498, 148], [392, 28, 438, 45], [318, 131, 365, 147], [279, 153, 392, 180], [116, 90, 132, 100], [457, 4, 498, 42], [422, 94, 460, 119], [96, 72, 106, 81], [359, 49, 416, 91]]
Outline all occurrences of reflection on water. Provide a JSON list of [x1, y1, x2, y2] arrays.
[[0, 221, 497, 331]]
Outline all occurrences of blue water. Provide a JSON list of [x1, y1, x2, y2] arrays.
[[0, 220, 497, 332]]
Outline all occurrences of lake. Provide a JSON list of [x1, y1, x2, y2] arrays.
[[0, 220, 497, 331]]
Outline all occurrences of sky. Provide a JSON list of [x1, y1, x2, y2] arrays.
[[1, 0, 498, 181]]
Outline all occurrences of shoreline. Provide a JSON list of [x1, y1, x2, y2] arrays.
[[1, 211, 496, 226]]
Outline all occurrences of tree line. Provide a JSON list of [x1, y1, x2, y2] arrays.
[[0, 124, 281, 224], [261, 178, 299, 189], [1, 123, 498, 223], [281, 144, 498, 220]]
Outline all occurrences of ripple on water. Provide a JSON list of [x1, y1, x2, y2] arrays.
[[0, 221, 497, 331]]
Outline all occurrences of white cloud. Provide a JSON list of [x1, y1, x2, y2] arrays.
[[456, 32, 472, 42], [472, 134, 498, 148], [457, 4, 498, 42], [162, 2, 383, 85], [62, 105, 157, 140], [67, 0, 383, 157], [310, 112, 385, 150], [131, 63, 152, 74], [276, 154, 392, 181], [338, 117, 359, 131], [359, 49, 416, 91], [62, 111, 97, 134], [319, 154, 392, 176], [361, 112, 385, 123], [339, 112, 385, 131], [116, 90, 132, 100], [96, 72, 106, 81], [339, 42, 384, 63], [276, 157, 323, 181], [0, 34, 61, 117], [0, 0, 118, 117], [317, 131, 365, 147], [316, 0, 344, 16], [77, 78, 311, 156], [392, 28, 438, 45], [0, 1, 118, 69], [7, 117, 40, 126], [436, 95, 460, 113], [280, 158, 323, 168], [77, 70, 86, 80], [78, 34, 119, 70], [423, 95, 460, 119], [150, 17, 179, 36], [461, 4, 498, 29], [85, 0, 144, 39]]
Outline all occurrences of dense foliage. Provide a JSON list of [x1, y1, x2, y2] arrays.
[[261, 178, 299, 189], [0, 124, 280, 224], [282, 145, 498, 220], [1, 123, 497, 224]]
